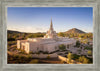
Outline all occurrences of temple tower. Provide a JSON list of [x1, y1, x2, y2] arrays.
[[44, 19, 58, 40]]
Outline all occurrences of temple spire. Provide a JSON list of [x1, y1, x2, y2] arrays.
[[50, 18, 53, 31], [44, 18, 58, 39]]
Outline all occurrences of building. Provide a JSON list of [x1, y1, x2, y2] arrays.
[[17, 19, 76, 53]]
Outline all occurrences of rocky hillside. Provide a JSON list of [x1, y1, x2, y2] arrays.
[[7, 30, 21, 34], [66, 28, 86, 34]]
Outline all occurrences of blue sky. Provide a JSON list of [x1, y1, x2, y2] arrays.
[[7, 7, 93, 33]]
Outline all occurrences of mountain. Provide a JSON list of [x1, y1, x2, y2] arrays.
[[66, 28, 86, 34], [7, 30, 46, 34], [7, 30, 21, 34]]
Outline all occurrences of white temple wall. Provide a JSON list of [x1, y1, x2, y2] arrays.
[[17, 40, 27, 49], [24, 42, 30, 53], [43, 43, 58, 53], [38, 44, 44, 51], [17, 40, 21, 49], [17, 39, 76, 54], [29, 42, 39, 53]]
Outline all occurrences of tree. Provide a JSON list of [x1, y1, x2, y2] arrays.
[[29, 59, 39, 64], [59, 44, 66, 51], [8, 38, 15, 41], [83, 58, 89, 64], [58, 32, 65, 37], [78, 56, 89, 64], [67, 53, 73, 63], [79, 56, 84, 62], [47, 54, 50, 59], [76, 40, 80, 47], [87, 50, 92, 56]]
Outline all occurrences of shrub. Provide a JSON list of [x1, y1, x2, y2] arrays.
[[67, 52, 73, 63], [58, 32, 65, 37], [47, 55, 50, 59], [84, 47, 92, 50], [59, 44, 66, 51], [18, 55, 25, 59], [8, 38, 15, 41], [72, 54, 80, 60], [29, 51, 34, 54], [87, 50, 92, 56], [20, 50, 26, 54], [27, 55, 32, 59], [83, 58, 89, 64], [78, 56, 89, 64], [76, 40, 80, 47], [29, 59, 39, 64], [13, 54, 19, 59]]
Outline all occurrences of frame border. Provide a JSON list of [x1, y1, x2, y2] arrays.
[[0, 0, 100, 71]]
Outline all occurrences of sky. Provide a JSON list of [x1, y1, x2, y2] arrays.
[[7, 7, 93, 33]]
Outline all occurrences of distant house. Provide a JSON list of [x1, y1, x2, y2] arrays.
[[17, 19, 76, 53]]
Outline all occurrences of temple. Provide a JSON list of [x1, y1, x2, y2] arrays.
[[17, 19, 76, 53]]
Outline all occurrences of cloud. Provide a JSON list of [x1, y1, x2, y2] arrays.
[[35, 28, 43, 30]]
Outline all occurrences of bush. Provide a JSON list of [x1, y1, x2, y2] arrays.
[[78, 56, 89, 64], [72, 54, 80, 60], [84, 47, 92, 50], [29, 51, 34, 54], [27, 55, 32, 59], [76, 40, 80, 47], [8, 38, 15, 41], [20, 50, 26, 54], [13, 54, 19, 59], [59, 44, 66, 51], [83, 58, 89, 64], [29, 59, 39, 64], [87, 50, 92, 56], [18, 55, 25, 59], [67, 52, 73, 63], [47, 55, 50, 59]]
